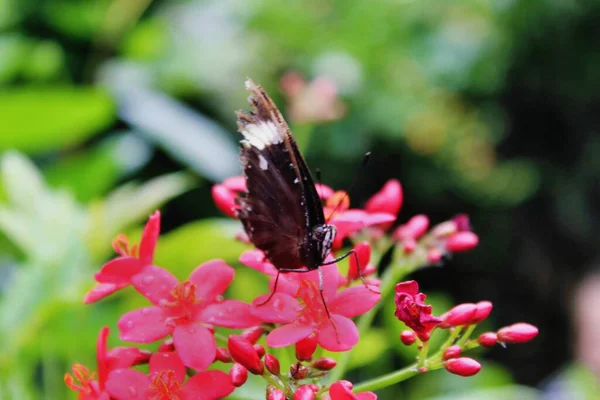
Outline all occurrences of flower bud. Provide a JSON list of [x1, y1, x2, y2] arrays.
[[267, 386, 286, 400], [241, 326, 264, 344], [446, 232, 479, 252], [265, 354, 281, 375], [400, 330, 416, 346], [254, 344, 265, 359], [443, 345, 462, 360], [348, 242, 371, 280], [290, 363, 310, 380], [394, 215, 430, 241], [444, 357, 481, 377], [222, 176, 246, 192], [453, 214, 471, 231], [497, 323, 538, 344], [472, 301, 493, 324], [229, 363, 248, 387], [312, 357, 337, 371], [215, 347, 232, 363], [295, 336, 318, 361], [294, 384, 317, 400], [439, 303, 478, 328], [365, 179, 403, 225], [211, 185, 238, 218], [228, 335, 264, 375], [403, 238, 417, 253], [478, 332, 498, 347], [427, 248, 442, 264]]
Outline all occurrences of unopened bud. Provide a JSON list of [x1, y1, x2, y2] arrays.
[[497, 323, 538, 344], [215, 347, 232, 363], [229, 363, 248, 387], [446, 232, 479, 252], [400, 330, 416, 345], [443, 345, 462, 360], [444, 357, 481, 377], [158, 338, 174, 353], [440, 303, 478, 328], [295, 336, 318, 361], [228, 335, 264, 375], [472, 301, 493, 324], [427, 248, 442, 264], [294, 384, 317, 400], [478, 332, 498, 347], [241, 326, 264, 344], [265, 354, 280, 375], [211, 185, 238, 218], [290, 363, 310, 380], [267, 386, 286, 400], [254, 344, 265, 359], [312, 357, 337, 371]]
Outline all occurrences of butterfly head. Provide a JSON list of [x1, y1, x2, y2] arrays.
[[312, 224, 337, 262]]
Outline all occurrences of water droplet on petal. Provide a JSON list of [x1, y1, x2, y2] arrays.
[[126, 320, 134, 329], [142, 275, 154, 285], [128, 386, 137, 397], [188, 326, 196, 334], [141, 308, 150, 316]]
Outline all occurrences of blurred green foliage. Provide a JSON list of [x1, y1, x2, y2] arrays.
[[0, 0, 598, 398]]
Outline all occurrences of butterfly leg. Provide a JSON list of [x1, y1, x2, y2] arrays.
[[317, 265, 341, 344], [255, 268, 310, 307], [322, 250, 380, 294]]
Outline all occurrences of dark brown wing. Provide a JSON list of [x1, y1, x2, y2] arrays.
[[236, 79, 325, 270]]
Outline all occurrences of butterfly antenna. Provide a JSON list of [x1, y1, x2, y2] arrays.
[[325, 152, 372, 224]]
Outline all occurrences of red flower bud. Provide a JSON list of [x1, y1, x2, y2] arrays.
[[497, 323, 538, 344], [290, 363, 310, 380], [478, 332, 498, 347], [241, 326, 264, 344], [427, 248, 442, 264], [348, 242, 372, 280], [403, 238, 417, 253], [446, 232, 479, 252], [400, 330, 416, 345], [394, 214, 430, 241], [229, 363, 248, 387], [294, 384, 317, 400], [440, 303, 478, 328], [212, 184, 238, 218], [453, 214, 471, 231], [265, 354, 280, 375], [228, 335, 264, 375], [443, 345, 462, 360], [222, 176, 246, 192], [444, 357, 481, 377], [472, 301, 493, 324], [254, 344, 266, 359], [365, 179, 403, 227], [215, 347, 232, 363], [295, 336, 318, 361], [267, 386, 286, 400], [312, 357, 337, 371]]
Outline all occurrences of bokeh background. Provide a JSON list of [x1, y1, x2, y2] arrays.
[[1, 0, 599, 399]]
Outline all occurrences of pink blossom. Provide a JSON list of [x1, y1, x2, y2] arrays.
[[394, 280, 441, 341], [326, 380, 377, 400], [118, 260, 260, 370], [251, 265, 380, 351], [85, 211, 160, 303], [106, 352, 234, 400]]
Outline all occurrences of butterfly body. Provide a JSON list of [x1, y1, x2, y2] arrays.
[[236, 79, 337, 272]]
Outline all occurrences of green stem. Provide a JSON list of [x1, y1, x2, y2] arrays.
[[417, 341, 429, 368], [327, 255, 415, 383], [457, 325, 476, 347], [353, 364, 419, 393]]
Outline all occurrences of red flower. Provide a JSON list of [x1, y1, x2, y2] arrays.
[[251, 264, 380, 351], [394, 280, 441, 341], [118, 260, 260, 370], [364, 179, 403, 230], [106, 352, 234, 400], [65, 327, 150, 399], [326, 380, 377, 400], [85, 211, 160, 303]]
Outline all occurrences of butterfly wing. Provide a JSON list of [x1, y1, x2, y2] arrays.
[[236, 79, 325, 270]]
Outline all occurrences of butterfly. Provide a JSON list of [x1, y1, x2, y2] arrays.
[[235, 78, 373, 311]]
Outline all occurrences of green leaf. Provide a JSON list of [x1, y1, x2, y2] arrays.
[[0, 87, 116, 153]]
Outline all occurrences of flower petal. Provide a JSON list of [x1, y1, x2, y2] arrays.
[[172, 323, 216, 371], [84, 282, 128, 304], [118, 307, 170, 343], [149, 352, 186, 383], [266, 323, 313, 348], [188, 259, 234, 301], [96, 327, 110, 387], [94, 257, 142, 284], [131, 266, 178, 306], [106, 347, 151, 370], [106, 369, 151, 400], [182, 370, 234, 400], [251, 293, 300, 324], [199, 300, 262, 328], [139, 211, 160, 265], [317, 314, 358, 352], [330, 286, 380, 318], [239, 250, 278, 276]]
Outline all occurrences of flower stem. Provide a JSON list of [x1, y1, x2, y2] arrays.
[[352, 364, 419, 393], [327, 254, 415, 383]]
